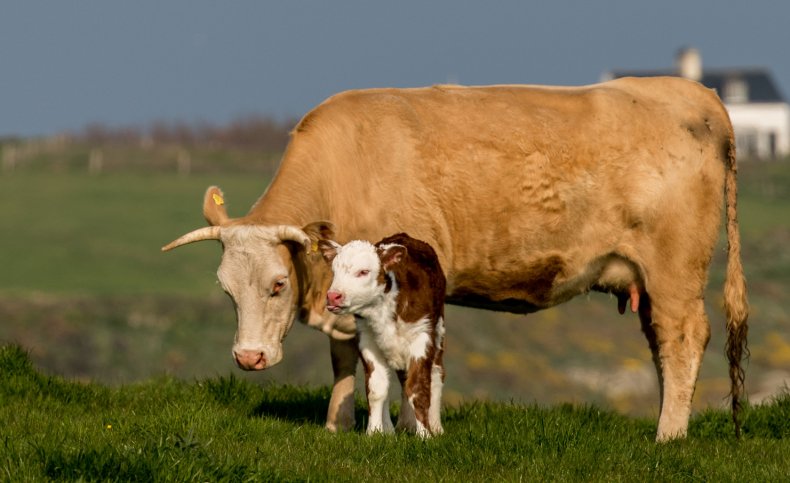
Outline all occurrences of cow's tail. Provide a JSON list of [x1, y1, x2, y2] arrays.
[[723, 134, 749, 438]]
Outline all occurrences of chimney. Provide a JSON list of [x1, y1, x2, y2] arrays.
[[676, 47, 702, 81]]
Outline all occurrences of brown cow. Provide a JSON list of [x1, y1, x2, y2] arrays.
[[162, 77, 749, 441]]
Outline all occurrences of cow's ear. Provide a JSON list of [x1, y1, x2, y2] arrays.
[[303, 221, 335, 241], [379, 245, 406, 271], [317, 239, 341, 263], [302, 221, 335, 254], [203, 186, 230, 226]]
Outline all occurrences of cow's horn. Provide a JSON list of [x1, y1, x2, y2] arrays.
[[275, 225, 311, 248], [161, 226, 222, 252]]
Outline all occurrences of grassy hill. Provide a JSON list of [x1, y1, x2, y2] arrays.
[[1, 139, 789, 417], [2, 344, 790, 480]]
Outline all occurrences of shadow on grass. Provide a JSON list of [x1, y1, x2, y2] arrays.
[[248, 384, 369, 432]]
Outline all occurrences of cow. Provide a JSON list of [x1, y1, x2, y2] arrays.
[[319, 233, 446, 437], [162, 77, 749, 441]]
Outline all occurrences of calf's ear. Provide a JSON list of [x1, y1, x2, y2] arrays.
[[203, 186, 230, 226], [379, 245, 406, 271]]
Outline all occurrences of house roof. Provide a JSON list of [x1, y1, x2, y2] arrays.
[[607, 67, 786, 104]]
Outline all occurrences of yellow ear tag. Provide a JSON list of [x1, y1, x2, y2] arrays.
[[212, 193, 225, 206], [311, 242, 319, 253]]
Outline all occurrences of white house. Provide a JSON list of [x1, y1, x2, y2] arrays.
[[602, 48, 790, 160]]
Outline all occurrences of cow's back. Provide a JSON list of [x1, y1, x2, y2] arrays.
[[252, 78, 732, 309]]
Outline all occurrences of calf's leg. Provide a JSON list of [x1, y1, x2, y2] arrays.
[[395, 370, 418, 432], [360, 342, 394, 435], [403, 356, 435, 438]]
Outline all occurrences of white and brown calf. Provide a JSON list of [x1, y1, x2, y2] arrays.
[[319, 233, 446, 438]]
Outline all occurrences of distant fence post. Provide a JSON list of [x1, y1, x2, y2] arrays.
[[89, 148, 103, 175], [2, 145, 17, 173], [177, 148, 191, 176]]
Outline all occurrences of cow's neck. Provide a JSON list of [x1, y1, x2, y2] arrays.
[[243, 149, 326, 227]]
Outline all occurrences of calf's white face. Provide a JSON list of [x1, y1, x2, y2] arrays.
[[321, 240, 404, 315], [323, 240, 383, 314]]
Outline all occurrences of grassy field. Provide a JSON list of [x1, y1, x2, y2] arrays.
[[1, 148, 789, 415], [3, 344, 790, 481], [0, 171, 267, 295]]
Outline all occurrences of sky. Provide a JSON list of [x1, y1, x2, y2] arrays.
[[2, 1, 789, 138]]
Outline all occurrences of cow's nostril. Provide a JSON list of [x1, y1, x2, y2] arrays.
[[234, 350, 266, 370]]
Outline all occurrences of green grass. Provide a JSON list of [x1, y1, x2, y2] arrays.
[[0, 172, 267, 295], [2, 344, 790, 481], [2, 160, 787, 296], [0, 160, 789, 479], [2, 161, 790, 412]]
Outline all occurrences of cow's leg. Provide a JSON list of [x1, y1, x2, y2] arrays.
[[359, 342, 394, 435], [403, 356, 434, 438], [325, 336, 358, 432], [428, 362, 445, 435], [395, 370, 417, 432], [429, 320, 446, 435], [640, 292, 710, 441], [638, 295, 663, 408]]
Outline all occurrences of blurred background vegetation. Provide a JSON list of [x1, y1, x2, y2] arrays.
[[1, 120, 788, 417]]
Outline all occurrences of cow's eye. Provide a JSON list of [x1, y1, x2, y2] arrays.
[[356, 270, 370, 278], [271, 278, 287, 296]]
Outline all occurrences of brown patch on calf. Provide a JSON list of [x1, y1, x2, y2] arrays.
[[404, 355, 434, 431], [360, 349, 376, 420], [376, 233, 446, 324], [376, 233, 446, 435]]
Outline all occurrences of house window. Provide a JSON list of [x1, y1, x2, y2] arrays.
[[723, 77, 749, 103], [735, 130, 759, 158]]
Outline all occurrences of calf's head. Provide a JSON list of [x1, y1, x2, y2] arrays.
[[162, 186, 334, 370], [319, 239, 406, 315]]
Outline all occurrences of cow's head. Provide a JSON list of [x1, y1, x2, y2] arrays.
[[319, 239, 406, 316], [162, 186, 336, 370]]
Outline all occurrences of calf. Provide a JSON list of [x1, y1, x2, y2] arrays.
[[319, 233, 446, 437]]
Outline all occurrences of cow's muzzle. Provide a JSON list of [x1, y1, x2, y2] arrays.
[[233, 349, 268, 370]]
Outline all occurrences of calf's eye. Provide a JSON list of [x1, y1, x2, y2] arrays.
[[356, 270, 370, 277]]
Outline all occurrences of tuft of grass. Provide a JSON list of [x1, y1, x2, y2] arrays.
[[2, 343, 790, 481]]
